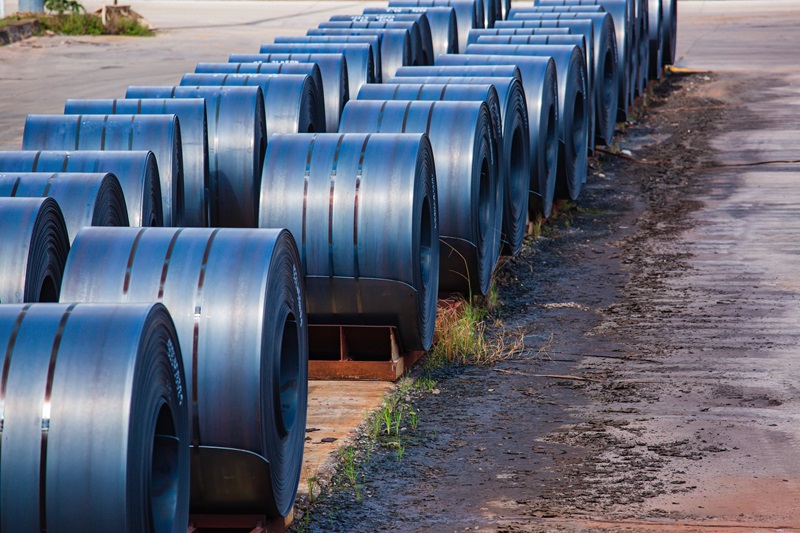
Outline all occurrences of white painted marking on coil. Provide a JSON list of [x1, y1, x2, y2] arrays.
[[167, 338, 184, 406], [293, 264, 304, 327]]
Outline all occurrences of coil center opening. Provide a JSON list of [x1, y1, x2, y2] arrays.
[[419, 196, 432, 290], [603, 48, 615, 114], [509, 124, 527, 201], [151, 402, 179, 533], [544, 102, 558, 180], [277, 314, 300, 437], [478, 155, 491, 245], [38, 273, 58, 302], [570, 91, 586, 159]]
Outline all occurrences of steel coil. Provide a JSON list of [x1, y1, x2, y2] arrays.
[[259, 133, 439, 350], [63, 98, 209, 227], [305, 29, 410, 83], [661, 0, 675, 65], [476, 33, 595, 153], [533, 0, 634, 117], [363, 7, 458, 56], [179, 74, 324, 137], [329, 14, 433, 67], [384, 76, 530, 254], [257, 43, 374, 98], [436, 53, 559, 217], [467, 28, 572, 47], [394, 64, 523, 85], [0, 150, 163, 228], [125, 86, 266, 228], [0, 197, 69, 303], [389, 0, 484, 54], [272, 36, 381, 83], [0, 172, 129, 242], [466, 44, 588, 202], [22, 114, 184, 227], [60, 227, 307, 518], [227, 53, 346, 134], [648, 0, 663, 79], [318, 20, 429, 67], [0, 302, 189, 533], [339, 102, 498, 296]]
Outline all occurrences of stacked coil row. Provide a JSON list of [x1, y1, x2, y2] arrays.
[[0, 0, 677, 528]]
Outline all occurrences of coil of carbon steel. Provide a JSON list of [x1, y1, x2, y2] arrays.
[[63, 98, 209, 227], [389, 0, 484, 54], [435, 53, 559, 218], [0, 302, 189, 533], [648, 0, 663, 79], [179, 74, 324, 137], [661, 0, 675, 65], [227, 53, 346, 134], [0, 150, 162, 227], [475, 34, 595, 153], [339, 101, 498, 296], [466, 27, 571, 47], [257, 43, 374, 98], [329, 13, 433, 65], [21, 114, 184, 227], [636, 0, 650, 95], [384, 76, 530, 255], [273, 36, 382, 83], [0, 197, 69, 303], [531, 0, 634, 116], [362, 7, 458, 56], [317, 20, 429, 67], [60, 227, 307, 519], [304, 29, 410, 83], [394, 64, 524, 85], [465, 44, 589, 202], [259, 133, 439, 351], [124, 86, 265, 228], [195, 62, 326, 121], [0, 172, 129, 242]]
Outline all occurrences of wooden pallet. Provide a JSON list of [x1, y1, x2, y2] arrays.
[[307, 324, 424, 381], [188, 511, 292, 533]]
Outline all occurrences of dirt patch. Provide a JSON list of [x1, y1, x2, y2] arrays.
[[292, 72, 731, 532]]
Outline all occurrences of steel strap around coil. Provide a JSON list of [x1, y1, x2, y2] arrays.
[[60, 227, 307, 518], [63, 98, 209, 227], [227, 53, 346, 134], [0, 302, 189, 532], [466, 44, 589, 202], [0, 172, 129, 242], [339, 102, 498, 296], [125, 86, 266, 228], [258, 43, 374, 99], [21, 114, 184, 227], [0, 197, 69, 304], [259, 133, 439, 351]]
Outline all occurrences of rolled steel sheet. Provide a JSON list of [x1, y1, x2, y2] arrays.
[[273, 36, 381, 83], [394, 64, 524, 86], [465, 45, 588, 201], [631, 0, 649, 97], [60, 227, 307, 518], [436, 53, 559, 217], [648, 0, 663, 79], [533, 0, 635, 116], [318, 20, 429, 67], [63, 98, 209, 227], [227, 53, 346, 134], [389, 0, 484, 53], [22, 114, 184, 227], [363, 7, 458, 56], [476, 33, 595, 153], [661, 0, 675, 65], [305, 29, 410, 83], [125, 85, 266, 228], [384, 76, 530, 254], [0, 150, 163, 228], [0, 302, 189, 533], [466, 27, 572, 47], [0, 172, 129, 242], [259, 133, 439, 350], [0, 197, 69, 303], [329, 13, 432, 67], [257, 43, 374, 98], [179, 74, 324, 137], [340, 102, 498, 296]]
